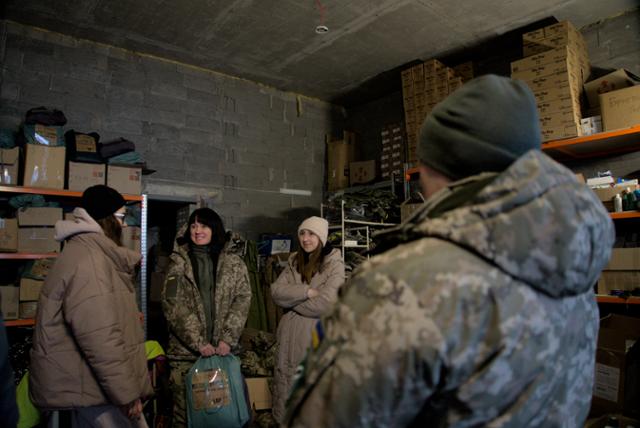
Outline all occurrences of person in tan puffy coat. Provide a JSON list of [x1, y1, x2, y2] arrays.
[[30, 185, 153, 427], [271, 216, 345, 422]]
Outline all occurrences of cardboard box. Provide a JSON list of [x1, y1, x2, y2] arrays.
[[107, 165, 142, 195], [605, 248, 640, 270], [17, 207, 62, 226], [511, 46, 580, 73], [584, 69, 640, 108], [18, 301, 37, 319], [525, 69, 582, 93], [349, 160, 376, 185], [327, 135, 356, 191], [19, 278, 43, 301], [591, 314, 640, 417], [539, 108, 581, 129], [581, 116, 603, 136], [0, 285, 19, 320], [600, 85, 640, 132], [0, 218, 18, 252], [18, 228, 59, 253], [0, 147, 20, 186], [23, 144, 66, 189], [245, 377, 272, 410], [68, 161, 106, 191], [598, 271, 640, 294], [122, 226, 141, 253], [541, 123, 581, 141]]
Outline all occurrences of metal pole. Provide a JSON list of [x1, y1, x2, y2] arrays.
[[140, 194, 148, 338]]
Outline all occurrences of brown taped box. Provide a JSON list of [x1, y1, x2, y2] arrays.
[[605, 248, 640, 270], [0, 286, 19, 320], [67, 161, 106, 192], [18, 228, 59, 253], [591, 314, 640, 418], [598, 271, 640, 294], [107, 165, 142, 195], [541, 123, 581, 142], [511, 52, 582, 82], [19, 277, 44, 301], [0, 147, 20, 186], [17, 207, 62, 226], [327, 133, 356, 191], [600, 85, 640, 132], [23, 144, 66, 189], [245, 377, 273, 410], [0, 218, 18, 252], [584, 69, 640, 109]]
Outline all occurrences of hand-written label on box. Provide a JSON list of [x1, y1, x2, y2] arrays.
[[593, 363, 620, 402], [75, 134, 97, 152], [191, 368, 230, 410]]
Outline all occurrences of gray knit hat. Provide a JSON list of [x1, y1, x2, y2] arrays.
[[418, 74, 541, 181]]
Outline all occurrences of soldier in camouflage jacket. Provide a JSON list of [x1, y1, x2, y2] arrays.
[[286, 76, 615, 427], [162, 208, 251, 427]]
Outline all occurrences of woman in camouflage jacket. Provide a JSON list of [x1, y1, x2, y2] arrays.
[[161, 208, 251, 428]]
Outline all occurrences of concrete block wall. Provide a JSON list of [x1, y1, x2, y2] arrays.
[[0, 21, 343, 238]]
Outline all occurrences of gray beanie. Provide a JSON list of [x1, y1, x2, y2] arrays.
[[418, 74, 541, 181]]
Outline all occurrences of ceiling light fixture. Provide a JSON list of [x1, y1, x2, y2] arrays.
[[315, 25, 329, 34]]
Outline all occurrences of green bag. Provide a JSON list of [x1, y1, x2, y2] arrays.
[[186, 356, 250, 428]]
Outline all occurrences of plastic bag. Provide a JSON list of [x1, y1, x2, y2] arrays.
[[186, 356, 250, 428]]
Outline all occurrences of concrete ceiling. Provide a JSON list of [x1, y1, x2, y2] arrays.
[[1, 0, 637, 106]]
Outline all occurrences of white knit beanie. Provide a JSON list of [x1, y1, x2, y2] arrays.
[[298, 216, 329, 247]]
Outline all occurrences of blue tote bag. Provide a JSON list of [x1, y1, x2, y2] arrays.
[[186, 355, 250, 428]]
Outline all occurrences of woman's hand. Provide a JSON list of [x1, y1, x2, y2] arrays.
[[199, 343, 216, 357], [307, 288, 319, 299], [216, 340, 231, 356]]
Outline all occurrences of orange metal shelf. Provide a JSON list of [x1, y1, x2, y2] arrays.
[[0, 185, 142, 202], [596, 295, 640, 305], [4, 318, 35, 327], [0, 252, 59, 259], [405, 167, 419, 181], [610, 211, 640, 220], [542, 125, 640, 161]]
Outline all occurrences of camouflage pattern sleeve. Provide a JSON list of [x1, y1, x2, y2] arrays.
[[271, 264, 310, 308], [161, 270, 205, 354], [292, 258, 345, 318], [219, 254, 252, 347], [286, 272, 445, 427]]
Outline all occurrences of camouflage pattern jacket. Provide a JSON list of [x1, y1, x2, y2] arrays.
[[162, 235, 251, 360], [286, 150, 615, 428]]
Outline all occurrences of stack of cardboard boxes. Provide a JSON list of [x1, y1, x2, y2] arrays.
[[510, 21, 591, 141], [380, 123, 405, 181], [402, 59, 466, 163]]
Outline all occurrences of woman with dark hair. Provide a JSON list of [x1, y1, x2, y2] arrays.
[[30, 185, 152, 427], [270, 216, 345, 422], [161, 207, 251, 427]]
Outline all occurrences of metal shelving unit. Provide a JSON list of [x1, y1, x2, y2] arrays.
[[1, 186, 148, 335], [322, 199, 396, 262]]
